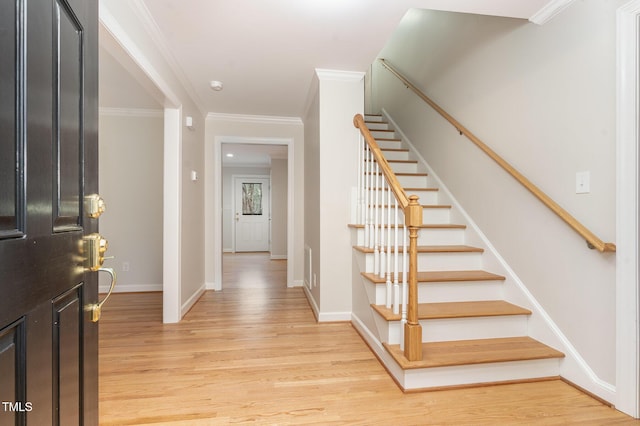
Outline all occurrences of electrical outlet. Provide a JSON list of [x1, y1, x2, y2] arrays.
[[122, 261, 130, 272], [313, 273, 317, 288]]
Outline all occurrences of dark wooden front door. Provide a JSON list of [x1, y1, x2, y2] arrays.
[[0, 0, 99, 424]]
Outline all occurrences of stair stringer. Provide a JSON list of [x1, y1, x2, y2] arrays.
[[380, 109, 616, 403]]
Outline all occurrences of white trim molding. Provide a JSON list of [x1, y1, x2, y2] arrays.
[[100, 283, 163, 293], [99, 107, 163, 118], [529, 0, 576, 25], [181, 284, 206, 318], [209, 135, 296, 291], [616, 0, 640, 418], [207, 112, 303, 126]]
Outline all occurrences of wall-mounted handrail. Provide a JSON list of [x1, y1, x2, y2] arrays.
[[379, 58, 616, 253]]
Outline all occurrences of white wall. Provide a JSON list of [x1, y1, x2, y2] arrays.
[[303, 70, 364, 321], [101, 0, 206, 322], [271, 159, 288, 259], [304, 81, 321, 306], [204, 116, 304, 289], [221, 166, 271, 251], [98, 111, 163, 292], [372, 3, 622, 385]]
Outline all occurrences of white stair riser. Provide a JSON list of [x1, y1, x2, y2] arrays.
[[360, 277, 504, 306], [405, 190, 439, 204], [397, 174, 428, 187], [370, 130, 397, 139], [416, 252, 482, 271], [389, 162, 419, 174], [365, 122, 390, 130], [360, 250, 483, 273], [381, 150, 410, 161], [351, 227, 466, 246], [401, 358, 562, 390], [365, 189, 439, 204], [365, 161, 418, 174], [380, 315, 529, 345], [364, 115, 384, 122], [376, 206, 451, 224], [418, 281, 505, 303], [376, 140, 403, 150]]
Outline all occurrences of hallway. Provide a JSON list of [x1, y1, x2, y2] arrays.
[[98, 254, 637, 424]]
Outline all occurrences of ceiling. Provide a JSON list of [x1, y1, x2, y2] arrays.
[[99, 0, 554, 166], [100, 0, 553, 118]]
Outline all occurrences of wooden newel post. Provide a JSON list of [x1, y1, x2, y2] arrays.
[[404, 195, 423, 361]]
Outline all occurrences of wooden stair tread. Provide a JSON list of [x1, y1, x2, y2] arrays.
[[353, 245, 483, 254], [361, 270, 505, 283], [371, 300, 531, 321], [367, 159, 417, 164], [383, 337, 564, 369], [381, 148, 409, 152], [371, 204, 451, 209], [367, 187, 438, 191], [348, 223, 466, 230], [366, 172, 428, 176], [404, 187, 438, 191]]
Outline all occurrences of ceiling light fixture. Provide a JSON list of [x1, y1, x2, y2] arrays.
[[210, 80, 223, 91], [226, 153, 234, 158]]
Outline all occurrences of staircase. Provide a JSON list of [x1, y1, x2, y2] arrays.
[[350, 113, 564, 391]]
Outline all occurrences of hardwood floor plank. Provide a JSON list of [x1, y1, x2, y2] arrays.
[[99, 253, 638, 425]]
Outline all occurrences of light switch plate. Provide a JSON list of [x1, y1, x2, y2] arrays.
[[576, 171, 590, 194]]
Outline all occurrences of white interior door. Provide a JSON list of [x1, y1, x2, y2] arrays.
[[234, 176, 270, 252]]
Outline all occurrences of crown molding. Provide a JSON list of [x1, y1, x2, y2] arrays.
[[129, 0, 206, 115], [100, 107, 163, 117], [207, 112, 302, 126], [529, 0, 576, 25]]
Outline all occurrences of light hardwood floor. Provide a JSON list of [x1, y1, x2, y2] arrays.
[[99, 253, 638, 425]]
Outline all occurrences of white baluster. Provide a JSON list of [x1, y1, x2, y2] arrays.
[[357, 135, 363, 227], [365, 148, 372, 249], [374, 162, 380, 275], [393, 199, 400, 315], [380, 180, 386, 279], [385, 185, 392, 308]]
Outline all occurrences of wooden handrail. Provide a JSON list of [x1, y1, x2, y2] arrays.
[[378, 58, 616, 253], [354, 114, 424, 361], [354, 114, 410, 209]]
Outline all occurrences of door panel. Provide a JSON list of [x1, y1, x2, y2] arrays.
[[0, 0, 98, 424], [0, 0, 23, 239], [234, 177, 270, 252], [55, 0, 82, 231]]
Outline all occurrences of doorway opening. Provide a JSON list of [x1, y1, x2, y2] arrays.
[[212, 138, 293, 291]]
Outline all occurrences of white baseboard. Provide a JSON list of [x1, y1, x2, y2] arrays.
[[206, 281, 221, 291], [290, 279, 304, 288], [223, 248, 233, 253], [99, 283, 162, 293], [303, 285, 320, 321], [302, 286, 350, 322], [181, 284, 206, 317], [270, 254, 287, 260]]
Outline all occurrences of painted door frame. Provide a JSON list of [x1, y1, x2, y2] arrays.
[[616, 0, 640, 417], [211, 136, 295, 290], [232, 174, 271, 252]]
